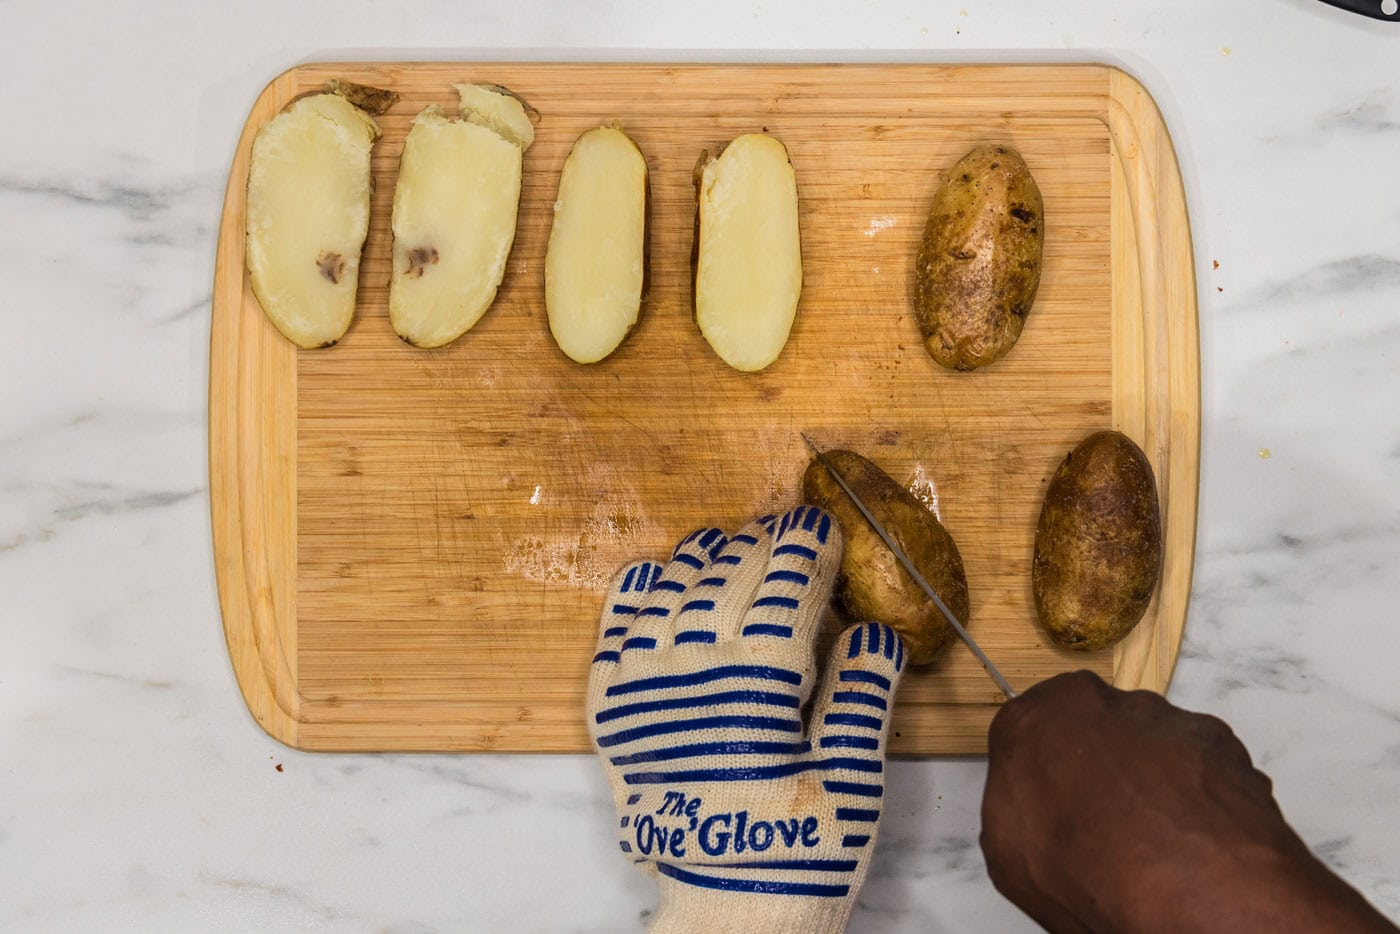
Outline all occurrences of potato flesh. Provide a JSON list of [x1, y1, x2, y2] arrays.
[[695, 134, 802, 372], [245, 93, 378, 348], [545, 128, 647, 364], [389, 86, 532, 348], [453, 83, 534, 148]]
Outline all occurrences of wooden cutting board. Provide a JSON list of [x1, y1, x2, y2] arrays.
[[211, 62, 1199, 753]]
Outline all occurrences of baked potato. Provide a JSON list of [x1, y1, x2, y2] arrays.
[[389, 84, 535, 348], [914, 144, 1043, 371], [693, 134, 802, 372], [803, 449, 970, 666], [1033, 430, 1163, 650], [545, 125, 649, 364], [245, 81, 396, 348]]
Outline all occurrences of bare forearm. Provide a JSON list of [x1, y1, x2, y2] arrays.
[[982, 673, 1399, 934], [1105, 827, 1396, 933], [1162, 848, 1393, 933]]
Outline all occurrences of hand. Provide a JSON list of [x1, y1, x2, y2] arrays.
[[980, 670, 1396, 933], [587, 507, 906, 934]]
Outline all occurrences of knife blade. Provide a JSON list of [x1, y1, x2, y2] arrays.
[[801, 434, 1018, 699], [1315, 0, 1399, 21]]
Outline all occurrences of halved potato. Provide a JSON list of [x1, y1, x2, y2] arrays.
[[693, 134, 802, 372], [245, 86, 390, 348], [544, 125, 648, 364], [389, 84, 535, 348]]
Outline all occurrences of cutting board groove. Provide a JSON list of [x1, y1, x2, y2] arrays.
[[211, 62, 1199, 753]]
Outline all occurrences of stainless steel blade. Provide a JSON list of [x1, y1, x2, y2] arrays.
[[801, 434, 1018, 699]]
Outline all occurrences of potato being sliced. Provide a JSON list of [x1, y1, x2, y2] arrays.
[[693, 133, 802, 372], [389, 85, 535, 349], [245, 90, 382, 348], [545, 126, 648, 364], [803, 448, 971, 666]]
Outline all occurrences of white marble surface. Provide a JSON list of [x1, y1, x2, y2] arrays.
[[2, 0, 1399, 930]]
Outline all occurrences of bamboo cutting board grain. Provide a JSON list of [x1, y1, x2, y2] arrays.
[[211, 63, 1199, 753]]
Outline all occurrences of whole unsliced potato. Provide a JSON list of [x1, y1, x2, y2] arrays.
[[803, 450, 970, 666], [1033, 431, 1162, 650], [914, 144, 1044, 371]]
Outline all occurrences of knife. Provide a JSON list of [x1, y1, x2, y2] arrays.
[[1315, 0, 1399, 21], [802, 434, 1018, 699]]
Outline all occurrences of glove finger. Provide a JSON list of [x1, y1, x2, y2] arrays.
[[807, 622, 906, 838], [669, 513, 776, 648], [587, 559, 664, 718], [617, 527, 728, 670], [736, 505, 842, 651]]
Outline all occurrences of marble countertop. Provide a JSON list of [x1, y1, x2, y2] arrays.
[[3, 1, 1398, 930]]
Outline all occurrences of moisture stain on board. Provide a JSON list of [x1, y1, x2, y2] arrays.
[[502, 474, 663, 589], [906, 463, 942, 519]]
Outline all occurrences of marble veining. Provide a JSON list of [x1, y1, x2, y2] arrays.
[[3, 0, 1399, 930], [1314, 90, 1400, 133]]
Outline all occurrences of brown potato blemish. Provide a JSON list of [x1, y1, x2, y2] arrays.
[[316, 250, 346, 284], [405, 246, 440, 278]]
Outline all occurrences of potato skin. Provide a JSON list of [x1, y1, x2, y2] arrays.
[[323, 79, 399, 116], [803, 450, 970, 666], [914, 144, 1044, 371], [1032, 431, 1162, 650]]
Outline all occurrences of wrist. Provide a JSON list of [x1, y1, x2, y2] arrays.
[[1114, 839, 1393, 933]]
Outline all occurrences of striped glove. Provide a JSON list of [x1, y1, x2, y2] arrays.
[[587, 506, 906, 934]]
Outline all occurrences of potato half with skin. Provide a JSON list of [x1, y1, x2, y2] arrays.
[[545, 126, 649, 364], [915, 144, 1044, 370], [389, 84, 534, 348], [803, 450, 971, 666], [1033, 430, 1162, 650], [694, 134, 802, 372], [245, 87, 389, 348]]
